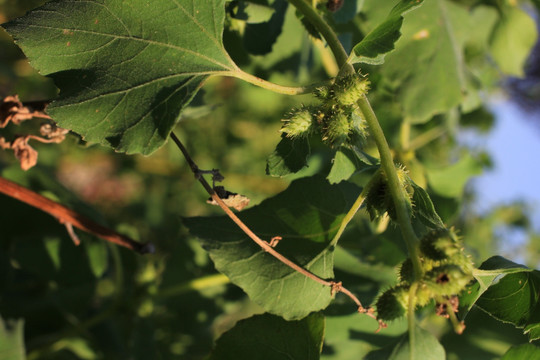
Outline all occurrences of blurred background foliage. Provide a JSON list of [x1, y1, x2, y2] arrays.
[[0, 0, 539, 359]]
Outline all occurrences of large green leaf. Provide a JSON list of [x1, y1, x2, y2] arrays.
[[501, 344, 540, 360], [349, 0, 424, 65], [0, 317, 25, 360], [425, 153, 483, 198], [364, 326, 445, 360], [183, 176, 361, 320], [489, 5, 538, 77], [380, 0, 469, 124], [2, 0, 236, 154], [459, 256, 540, 342], [209, 313, 325, 360]]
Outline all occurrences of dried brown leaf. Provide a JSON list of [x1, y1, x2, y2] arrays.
[[40, 122, 69, 143], [0, 137, 10, 150], [1, 95, 33, 127], [12, 136, 38, 171], [207, 186, 251, 211]]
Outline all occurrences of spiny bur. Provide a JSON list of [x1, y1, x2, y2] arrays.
[[332, 74, 370, 107], [280, 107, 314, 139], [323, 111, 351, 147], [420, 228, 460, 261], [376, 285, 409, 322], [424, 264, 473, 297]]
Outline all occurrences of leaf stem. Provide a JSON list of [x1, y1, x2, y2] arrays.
[[170, 131, 375, 317], [357, 96, 422, 279], [407, 125, 447, 151], [220, 69, 313, 95], [0, 176, 153, 254], [330, 171, 387, 245]]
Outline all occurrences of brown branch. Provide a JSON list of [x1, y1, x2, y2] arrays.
[[0, 176, 153, 254], [170, 132, 372, 315]]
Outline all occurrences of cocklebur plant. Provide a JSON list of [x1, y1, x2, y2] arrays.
[[376, 228, 474, 325], [1, 0, 540, 359]]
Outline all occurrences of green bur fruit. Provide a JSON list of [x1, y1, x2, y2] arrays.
[[324, 111, 351, 146], [375, 285, 409, 321], [424, 264, 472, 297], [399, 258, 415, 284], [280, 107, 314, 138], [420, 229, 460, 261], [332, 75, 370, 106], [364, 168, 413, 221]]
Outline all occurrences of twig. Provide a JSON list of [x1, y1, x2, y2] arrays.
[[0, 176, 153, 254], [63, 221, 81, 245], [170, 132, 372, 316]]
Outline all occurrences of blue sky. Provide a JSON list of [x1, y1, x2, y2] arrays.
[[470, 98, 540, 229]]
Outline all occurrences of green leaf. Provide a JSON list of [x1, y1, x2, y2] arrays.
[[365, 326, 445, 360], [183, 175, 361, 319], [349, 0, 424, 65], [266, 135, 310, 177], [322, 312, 407, 360], [501, 344, 540, 360], [0, 317, 25, 360], [459, 256, 540, 342], [475, 271, 539, 329], [489, 5, 538, 76], [243, 0, 288, 55], [84, 239, 109, 278], [333, 245, 396, 285], [327, 147, 378, 184], [229, 1, 275, 24], [209, 313, 324, 360], [380, 0, 469, 123], [425, 153, 483, 198], [410, 182, 444, 229], [2, 0, 236, 155], [47, 337, 99, 360], [460, 256, 531, 316]]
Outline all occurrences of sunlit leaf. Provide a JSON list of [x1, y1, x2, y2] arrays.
[[2, 0, 236, 154], [380, 0, 469, 123], [489, 5, 538, 76], [242, 0, 288, 55], [364, 326, 445, 360], [501, 343, 540, 360], [184, 175, 361, 319], [349, 0, 424, 65], [425, 153, 483, 198], [209, 313, 324, 360], [459, 256, 540, 342], [0, 317, 25, 360]]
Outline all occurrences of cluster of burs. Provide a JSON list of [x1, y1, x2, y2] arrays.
[[376, 227, 474, 321], [279, 73, 370, 147], [362, 168, 474, 321]]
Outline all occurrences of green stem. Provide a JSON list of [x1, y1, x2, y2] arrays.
[[286, 0, 351, 70], [358, 96, 422, 279], [331, 170, 390, 245], [330, 187, 366, 245], [220, 69, 312, 95], [408, 283, 418, 359], [407, 125, 446, 151]]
